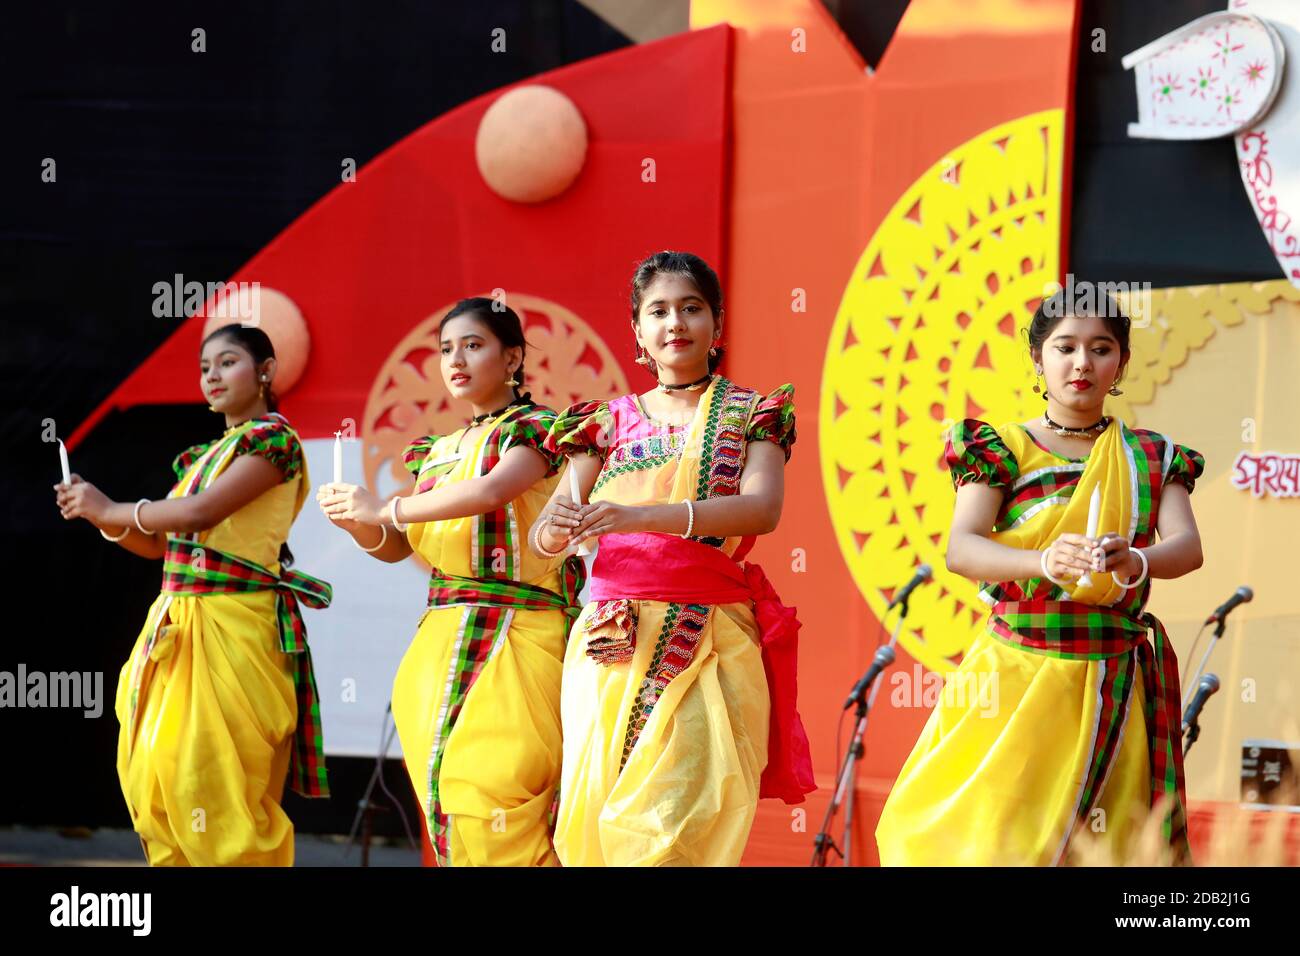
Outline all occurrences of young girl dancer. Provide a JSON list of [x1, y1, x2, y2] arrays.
[[876, 291, 1205, 865], [55, 323, 332, 866], [318, 297, 583, 866], [533, 251, 814, 867]]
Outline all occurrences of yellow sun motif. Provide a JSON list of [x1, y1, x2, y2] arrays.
[[820, 110, 1065, 673]]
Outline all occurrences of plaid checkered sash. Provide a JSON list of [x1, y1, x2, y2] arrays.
[[413, 402, 578, 863], [426, 555, 587, 628], [991, 598, 1190, 863], [152, 537, 334, 798]]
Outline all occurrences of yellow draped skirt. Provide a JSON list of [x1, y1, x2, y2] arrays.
[[391, 604, 566, 867], [876, 631, 1152, 865], [554, 599, 771, 867], [115, 589, 297, 866]]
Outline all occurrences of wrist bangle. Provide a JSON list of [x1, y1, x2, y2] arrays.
[[533, 516, 565, 557], [355, 524, 388, 553], [387, 496, 409, 532], [1112, 547, 1149, 590], [100, 525, 130, 542], [1039, 548, 1073, 588], [680, 500, 695, 539], [134, 498, 154, 535]]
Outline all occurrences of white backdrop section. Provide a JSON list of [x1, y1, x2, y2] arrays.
[[292, 437, 426, 757], [291, 436, 593, 758]]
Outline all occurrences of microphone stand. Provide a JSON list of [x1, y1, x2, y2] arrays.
[[811, 599, 907, 867], [1181, 618, 1225, 713], [1182, 676, 1217, 758]]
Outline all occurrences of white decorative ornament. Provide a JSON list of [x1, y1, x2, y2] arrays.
[[1122, 11, 1284, 140], [1233, 0, 1300, 287]]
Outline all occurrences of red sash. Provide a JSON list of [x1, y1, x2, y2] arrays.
[[590, 532, 815, 804]]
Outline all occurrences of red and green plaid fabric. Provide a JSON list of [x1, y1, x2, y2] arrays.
[[420, 562, 584, 863], [423, 603, 511, 865], [171, 412, 303, 486], [411, 401, 573, 864], [544, 399, 614, 460], [966, 422, 1199, 615], [151, 537, 334, 798], [428, 559, 586, 629], [144, 414, 332, 796], [944, 419, 1020, 490], [990, 598, 1190, 863]]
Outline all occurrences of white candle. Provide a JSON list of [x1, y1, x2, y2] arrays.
[[1078, 484, 1101, 586], [569, 462, 593, 556], [57, 439, 70, 485], [333, 432, 343, 485]]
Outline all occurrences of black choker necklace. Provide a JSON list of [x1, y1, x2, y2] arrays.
[[1042, 411, 1109, 437], [657, 373, 713, 393], [470, 392, 530, 425]]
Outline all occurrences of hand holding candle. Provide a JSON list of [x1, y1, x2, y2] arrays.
[[1077, 484, 1101, 587], [569, 463, 593, 556], [333, 431, 343, 485]]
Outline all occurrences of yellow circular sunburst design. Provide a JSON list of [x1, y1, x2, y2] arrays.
[[820, 110, 1065, 673]]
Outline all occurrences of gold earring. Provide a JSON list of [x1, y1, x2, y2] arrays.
[[635, 346, 653, 367], [1032, 367, 1043, 394], [506, 372, 520, 386], [1108, 383, 1123, 396], [709, 346, 718, 357]]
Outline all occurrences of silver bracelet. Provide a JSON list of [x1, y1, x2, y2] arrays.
[[386, 496, 409, 532], [680, 499, 695, 539], [355, 524, 388, 553], [1039, 548, 1073, 588], [533, 516, 566, 558], [134, 498, 155, 535], [1112, 547, 1149, 590], [100, 524, 130, 542]]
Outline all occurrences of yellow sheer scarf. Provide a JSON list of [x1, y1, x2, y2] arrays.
[[989, 417, 1135, 606]]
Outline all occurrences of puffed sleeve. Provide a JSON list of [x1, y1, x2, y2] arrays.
[[746, 383, 797, 462], [1164, 442, 1205, 495], [543, 399, 614, 462], [944, 419, 1019, 491], [401, 435, 440, 477], [234, 418, 304, 482], [171, 440, 215, 480], [499, 408, 564, 477]]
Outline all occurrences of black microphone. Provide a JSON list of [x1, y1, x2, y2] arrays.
[[843, 645, 896, 710], [887, 564, 933, 610], [1182, 674, 1220, 734], [1205, 586, 1253, 625]]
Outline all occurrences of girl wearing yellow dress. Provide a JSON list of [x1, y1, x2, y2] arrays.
[[533, 251, 814, 867], [317, 297, 582, 867], [876, 290, 1205, 866], [54, 323, 332, 866]]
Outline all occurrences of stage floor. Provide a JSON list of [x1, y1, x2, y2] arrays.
[[0, 826, 421, 867]]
